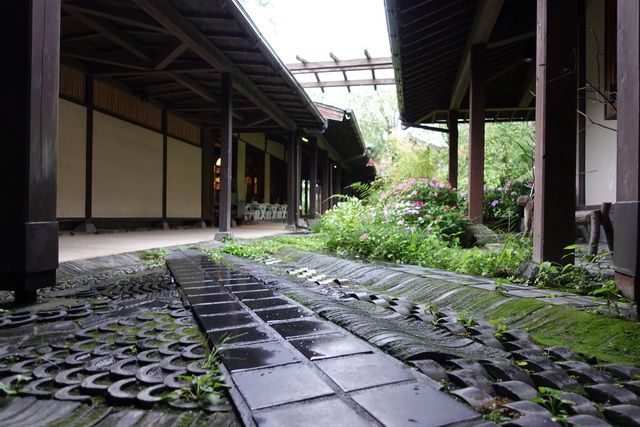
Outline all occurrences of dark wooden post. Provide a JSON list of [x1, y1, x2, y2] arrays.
[[295, 132, 302, 225], [468, 44, 486, 224], [201, 128, 213, 226], [321, 151, 330, 213], [77, 74, 96, 234], [286, 130, 297, 228], [309, 138, 318, 219], [0, 0, 60, 304], [160, 110, 169, 230], [448, 110, 459, 189], [328, 162, 334, 209], [215, 72, 233, 239], [614, 0, 640, 303], [533, 0, 578, 265], [333, 165, 342, 197]]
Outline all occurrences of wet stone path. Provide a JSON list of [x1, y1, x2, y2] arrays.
[[167, 251, 481, 427]]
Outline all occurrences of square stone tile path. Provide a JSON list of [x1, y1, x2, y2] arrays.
[[167, 252, 481, 426]]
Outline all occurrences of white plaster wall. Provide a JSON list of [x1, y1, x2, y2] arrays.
[[584, 0, 617, 205], [167, 138, 202, 218], [266, 139, 285, 160], [92, 112, 163, 217], [57, 99, 86, 218], [240, 133, 266, 151]]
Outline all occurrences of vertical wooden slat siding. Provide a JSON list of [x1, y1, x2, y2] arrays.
[[59, 64, 85, 103], [168, 113, 201, 146], [93, 79, 162, 130]]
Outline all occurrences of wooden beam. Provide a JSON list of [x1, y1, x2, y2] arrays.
[[301, 78, 395, 89], [448, 110, 459, 189], [449, 0, 504, 111], [287, 57, 392, 73], [155, 42, 188, 70], [132, 0, 297, 130], [61, 47, 150, 70], [64, 9, 153, 63], [487, 31, 536, 49], [217, 73, 233, 235], [468, 44, 486, 224], [169, 74, 245, 122], [61, 2, 167, 33], [532, 0, 578, 265]]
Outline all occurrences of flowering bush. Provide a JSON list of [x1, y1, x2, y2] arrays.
[[484, 181, 531, 218], [378, 177, 469, 240]]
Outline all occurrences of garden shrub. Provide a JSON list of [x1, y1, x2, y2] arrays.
[[378, 177, 469, 240]]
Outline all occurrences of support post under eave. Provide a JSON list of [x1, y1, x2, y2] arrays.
[[76, 74, 96, 234], [201, 128, 213, 226], [160, 110, 170, 230], [309, 138, 318, 219], [321, 151, 330, 213], [448, 110, 459, 189], [295, 132, 302, 226], [468, 44, 486, 224], [614, 0, 640, 306], [533, 0, 578, 265], [286, 130, 297, 229], [0, 0, 60, 304], [333, 165, 342, 201], [215, 72, 233, 239]]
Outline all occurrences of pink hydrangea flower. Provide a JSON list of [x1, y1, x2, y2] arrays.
[[359, 233, 369, 239]]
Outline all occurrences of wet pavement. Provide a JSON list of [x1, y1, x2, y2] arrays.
[[167, 251, 481, 426]]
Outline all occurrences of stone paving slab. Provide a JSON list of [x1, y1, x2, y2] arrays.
[[166, 252, 482, 427]]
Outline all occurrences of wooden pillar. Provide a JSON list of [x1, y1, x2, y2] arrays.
[[448, 110, 459, 189], [160, 110, 169, 230], [201, 128, 213, 225], [328, 162, 334, 209], [533, 0, 578, 264], [216, 73, 233, 238], [309, 138, 318, 219], [295, 133, 302, 224], [614, 0, 640, 302], [320, 151, 330, 213], [333, 166, 342, 199], [468, 44, 486, 224], [76, 74, 97, 234], [0, 0, 60, 304], [286, 131, 297, 228]]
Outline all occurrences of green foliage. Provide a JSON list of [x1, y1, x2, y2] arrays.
[[140, 248, 169, 268], [383, 130, 442, 184], [489, 318, 508, 338], [456, 310, 476, 327], [457, 122, 535, 190], [378, 178, 469, 240], [483, 180, 532, 232], [532, 387, 575, 425], [523, 247, 624, 314], [317, 197, 531, 278]]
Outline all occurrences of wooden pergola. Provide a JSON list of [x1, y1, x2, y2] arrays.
[[287, 52, 394, 92], [385, 0, 640, 309]]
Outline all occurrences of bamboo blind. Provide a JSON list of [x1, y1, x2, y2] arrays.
[[168, 113, 201, 146], [59, 64, 85, 103], [93, 79, 162, 130]]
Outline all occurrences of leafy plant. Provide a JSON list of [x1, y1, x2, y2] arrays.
[[140, 248, 169, 268], [590, 280, 621, 315], [532, 387, 575, 425], [456, 310, 476, 327], [489, 318, 508, 338]]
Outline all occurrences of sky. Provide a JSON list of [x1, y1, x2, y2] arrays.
[[239, 0, 447, 147], [239, 0, 395, 100]]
